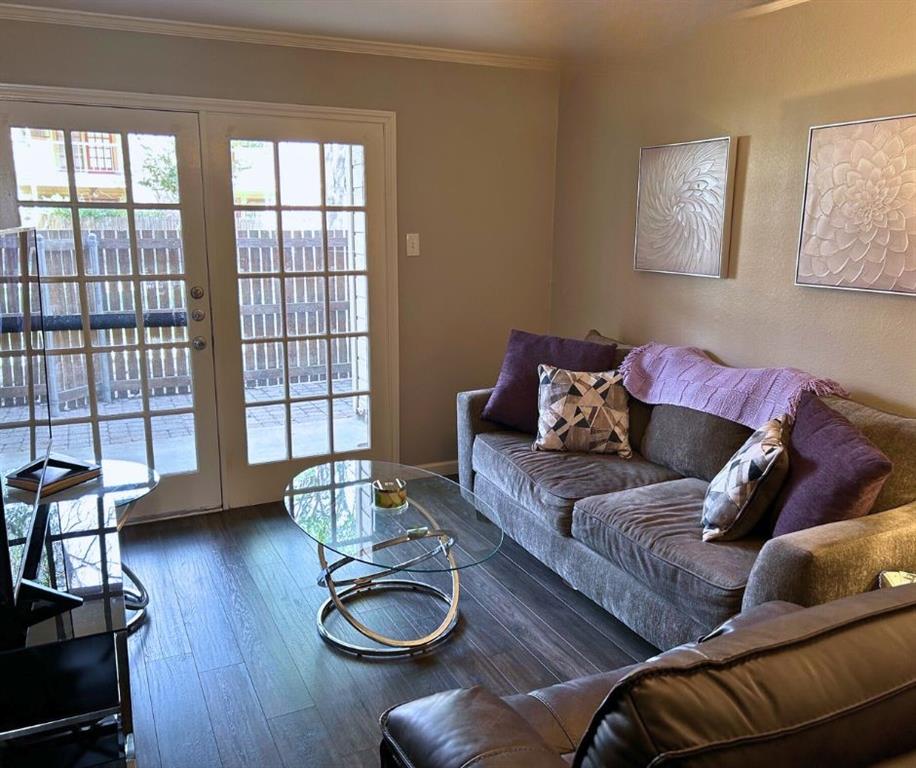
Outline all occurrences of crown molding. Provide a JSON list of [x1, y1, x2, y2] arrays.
[[0, 2, 559, 72]]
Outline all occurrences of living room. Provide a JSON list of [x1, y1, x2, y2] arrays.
[[0, 0, 913, 765]]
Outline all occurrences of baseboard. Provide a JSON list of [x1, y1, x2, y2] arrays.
[[418, 459, 459, 477]]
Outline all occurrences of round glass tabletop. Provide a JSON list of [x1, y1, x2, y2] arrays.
[[284, 460, 503, 573]]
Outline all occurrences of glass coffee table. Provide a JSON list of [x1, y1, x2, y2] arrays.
[[284, 460, 503, 657]]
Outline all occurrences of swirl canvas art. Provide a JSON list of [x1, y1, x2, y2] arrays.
[[797, 114, 916, 296], [634, 136, 734, 278]]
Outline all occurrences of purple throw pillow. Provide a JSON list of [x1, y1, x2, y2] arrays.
[[482, 330, 617, 434], [772, 394, 893, 536]]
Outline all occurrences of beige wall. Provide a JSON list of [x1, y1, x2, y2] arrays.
[[551, 0, 916, 416], [0, 20, 559, 465]]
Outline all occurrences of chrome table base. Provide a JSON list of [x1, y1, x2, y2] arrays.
[[316, 524, 460, 658]]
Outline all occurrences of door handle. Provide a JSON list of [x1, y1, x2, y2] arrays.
[[192, 336, 208, 350], [190, 286, 205, 299]]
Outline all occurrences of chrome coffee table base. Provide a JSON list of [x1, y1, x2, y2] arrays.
[[316, 528, 460, 658]]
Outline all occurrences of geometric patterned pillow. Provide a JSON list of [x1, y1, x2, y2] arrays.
[[702, 417, 788, 542], [534, 364, 632, 458]]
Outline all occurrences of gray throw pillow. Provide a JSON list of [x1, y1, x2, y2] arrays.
[[702, 418, 789, 542]]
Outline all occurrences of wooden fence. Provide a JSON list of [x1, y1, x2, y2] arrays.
[[1, 224, 363, 415]]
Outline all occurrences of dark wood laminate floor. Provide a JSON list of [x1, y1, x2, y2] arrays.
[[122, 502, 657, 768]]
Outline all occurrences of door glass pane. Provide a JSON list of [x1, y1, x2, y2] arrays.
[[0, 284, 25, 352], [99, 416, 147, 464], [136, 209, 184, 275], [80, 208, 132, 276], [36, 282, 83, 349], [151, 414, 198, 474], [327, 211, 366, 271], [331, 335, 369, 394], [231, 140, 276, 206], [333, 396, 370, 452], [324, 144, 365, 206], [0, 356, 29, 423], [10, 127, 69, 202], [19, 207, 77, 276], [87, 280, 137, 346], [285, 277, 325, 336], [128, 133, 180, 203], [292, 399, 329, 458], [288, 338, 327, 398], [45, 353, 90, 420], [243, 341, 285, 403], [246, 404, 287, 464], [235, 211, 279, 273], [239, 278, 281, 339], [278, 142, 320, 206], [93, 351, 142, 415], [52, 421, 96, 462], [72, 131, 127, 203], [282, 211, 323, 272], [142, 280, 188, 343], [146, 347, 193, 410], [328, 275, 368, 334]]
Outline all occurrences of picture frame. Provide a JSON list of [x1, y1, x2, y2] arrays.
[[795, 113, 916, 297], [634, 136, 735, 278]]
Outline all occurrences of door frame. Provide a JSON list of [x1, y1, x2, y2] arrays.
[[0, 83, 400, 515]]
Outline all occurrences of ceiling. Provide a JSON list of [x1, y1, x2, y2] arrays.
[[7, 0, 792, 63]]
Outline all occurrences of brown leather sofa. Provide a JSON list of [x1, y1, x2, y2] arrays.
[[380, 584, 916, 767]]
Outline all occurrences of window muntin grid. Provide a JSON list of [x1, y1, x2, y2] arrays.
[[230, 139, 370, 465], [0, 125, 199, 476]]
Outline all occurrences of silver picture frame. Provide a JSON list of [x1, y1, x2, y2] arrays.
[[795, 112, 916, 298], [633, 136, 736, 279]]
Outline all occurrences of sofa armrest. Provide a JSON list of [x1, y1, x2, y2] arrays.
[[457, 388, 498, 492], [381, 687, 566, 768], [743, 501, 916, 610]]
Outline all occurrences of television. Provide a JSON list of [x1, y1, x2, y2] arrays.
[[0, 227, 79, 646]]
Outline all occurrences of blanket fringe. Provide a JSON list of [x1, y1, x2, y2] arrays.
[[617, 342, 654, 378]]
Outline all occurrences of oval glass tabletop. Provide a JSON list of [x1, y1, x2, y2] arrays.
[[284, 460, 503, 573]]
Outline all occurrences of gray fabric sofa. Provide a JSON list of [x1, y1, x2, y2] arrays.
[[380, 585, 916, 767], [458, 365, 916, 649]]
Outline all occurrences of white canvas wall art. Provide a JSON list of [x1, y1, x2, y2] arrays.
[[634, 136, 734, 278], [797, 113, 916, 296]]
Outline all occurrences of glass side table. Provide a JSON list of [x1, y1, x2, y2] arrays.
[[31, 459, 160, 633]]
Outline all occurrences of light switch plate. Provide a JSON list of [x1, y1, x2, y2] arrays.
[[406, 233, 421, 257]]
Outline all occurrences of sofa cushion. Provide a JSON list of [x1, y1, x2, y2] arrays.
[[472, 431, 680, 535], [822, 396, 916, 512], [571, 479, 764, 627], [640, 404, 753, 481]]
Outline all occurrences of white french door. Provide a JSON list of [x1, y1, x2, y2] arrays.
[[204, 113, 397, 508], [0, 101, 222, 516]]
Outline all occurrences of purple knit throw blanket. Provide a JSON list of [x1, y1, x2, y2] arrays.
[[619, 343, 847, 428]]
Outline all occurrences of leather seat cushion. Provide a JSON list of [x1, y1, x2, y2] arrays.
[[472, 431, 681, 535], [571, 479, 764, 627]]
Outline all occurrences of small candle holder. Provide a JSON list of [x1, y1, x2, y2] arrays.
[[372, 478, 407, 511]]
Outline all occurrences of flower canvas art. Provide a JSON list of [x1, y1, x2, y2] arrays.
[[797, 114, 916, 296], [634, 137, 734, 278]]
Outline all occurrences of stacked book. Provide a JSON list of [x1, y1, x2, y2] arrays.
[[6, 454, 101, 497]]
